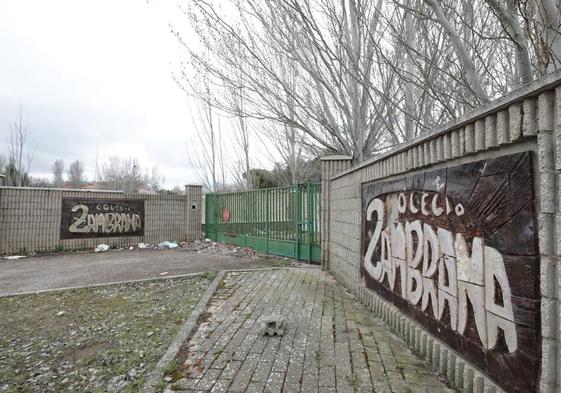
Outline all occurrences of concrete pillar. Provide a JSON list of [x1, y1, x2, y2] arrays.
[[320, 155, 352, 271], [537, 89, 559, 392], [185, 184, 203, 241]]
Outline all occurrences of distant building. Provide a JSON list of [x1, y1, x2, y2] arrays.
[[61, 182, 106, 190], [137, 187, 158, 195], [0, 173, 5, 186], [79, 182, 103, 190]]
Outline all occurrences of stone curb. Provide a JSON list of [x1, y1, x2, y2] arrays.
[[140, 270, 226, 393], [223, 265, 320, 273], [0, 272, 209, 298]]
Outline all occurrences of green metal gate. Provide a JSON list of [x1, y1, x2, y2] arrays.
[[205, 183, 321, 262]]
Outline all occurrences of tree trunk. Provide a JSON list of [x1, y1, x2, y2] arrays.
[[423, 0, 490, 103], [485, 0, 533, 84], [404, 1, 417, 141], [536, 0, 561, 73]]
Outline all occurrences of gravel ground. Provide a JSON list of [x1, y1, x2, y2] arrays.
[[0, 273, 216, 393]]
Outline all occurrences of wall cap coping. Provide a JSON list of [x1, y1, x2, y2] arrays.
[[320, 155, 353, 161], [0, 186, 125, 193], [185, 184, 203, 188], [331, 68, 561, 180]]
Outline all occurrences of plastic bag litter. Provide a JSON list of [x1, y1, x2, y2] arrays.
[[138, 242, 147, 249], [4, 255, 26, 260], [158, 241, 178, 249], [94, 244, 109, 252]]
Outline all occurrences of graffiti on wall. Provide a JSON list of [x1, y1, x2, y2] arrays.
[[60, 199, 144, 239], [361, 152, 539, 393]]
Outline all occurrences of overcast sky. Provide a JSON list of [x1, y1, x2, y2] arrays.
[[0, 1, 208, 189]]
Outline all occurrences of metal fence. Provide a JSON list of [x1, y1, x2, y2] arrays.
[[205, 183, 321, 262]]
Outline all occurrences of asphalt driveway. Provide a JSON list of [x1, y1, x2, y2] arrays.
[[0, 249, 293, 296]]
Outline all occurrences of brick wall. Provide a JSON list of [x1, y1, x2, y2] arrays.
[[322, 70, 561, 392], [0, 185, 202, 255]]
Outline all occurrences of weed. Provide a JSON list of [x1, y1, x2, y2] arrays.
[[315, 349, 324, 366], [162, 359, 178, 376], [156, 379, 167, 392]]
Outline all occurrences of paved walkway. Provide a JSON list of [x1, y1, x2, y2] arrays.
[[0, 249, 290, 296], [166, 269, 454, 393]]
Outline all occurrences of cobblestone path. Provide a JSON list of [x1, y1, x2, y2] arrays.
[[165, 268, 454, 393]]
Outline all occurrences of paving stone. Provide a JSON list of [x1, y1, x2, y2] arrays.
[[163, 269, 454, 393], [336, 379, 355, 393], [209, 379, 231, 392], [318, 366, 336, 387], [170, 378, 199, 391], [195, 368, 222, 390], [300, 370, 318, 392], [282, 384, 301, 393], [228, 356, 258, 391], [251, 360, 273, 382], [370, 377, 393, 393], [264, 371, 285, 393], [386, 370, 411, 392], [244, 381, 265, 393], [220, 360, 242, 380], [353, 368, 372, 390]]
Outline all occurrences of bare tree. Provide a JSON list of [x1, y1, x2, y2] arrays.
[[422, 0, 490, 103], [176, 0, 561, 167], [484, 0, 533, 84], [6, 106, 33, 187], [67, 160, 85, 188], [102, 156, 142, 192], [29, 176, 52, 188], [185, 87, 227, 192], [177, 0, 392, 163], [231, 91, 253, 190], [518, 0, 561, 75], [52, 159, 65, 188], [170, 185, 184, 195], [101, 156, 163, 193], [144, 166, 165, 192], [253, 121, 318, 186], [94, 143, 102, 182]]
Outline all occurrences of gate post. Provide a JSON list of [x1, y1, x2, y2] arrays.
[[185, 184, 203, 241], [265, 189, 270, 253], [320, 156, 352, 271]]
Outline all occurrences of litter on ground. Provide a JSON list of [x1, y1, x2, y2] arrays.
[[94, 244, 110, 253], [3, 255, 26, 260], [158, 241, 178, 249]]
